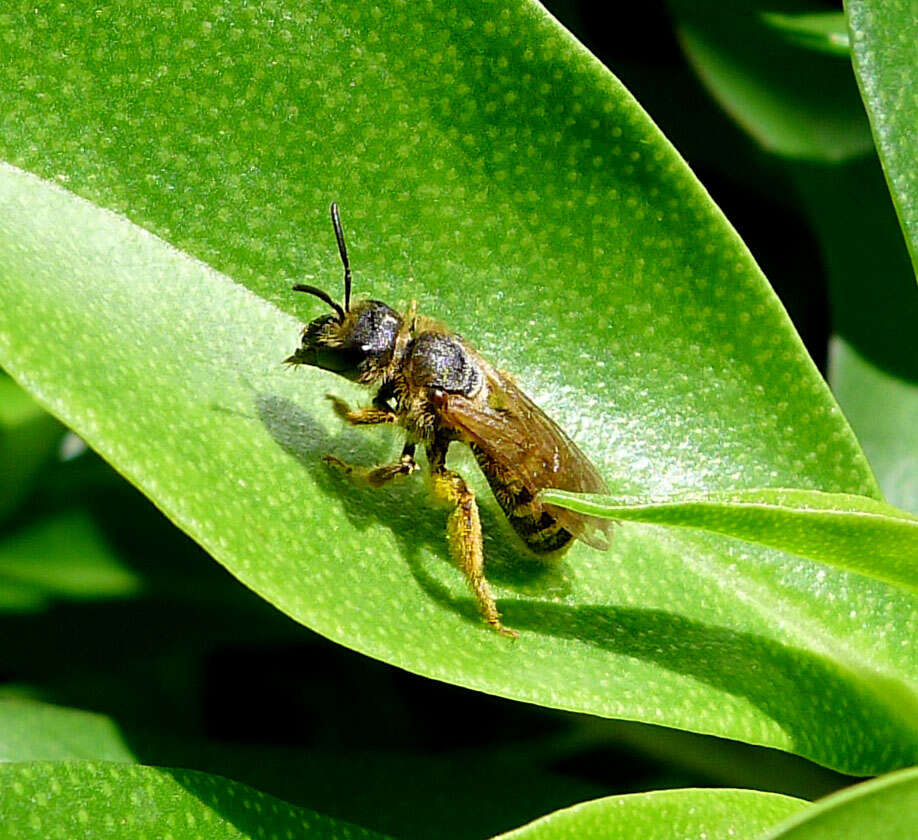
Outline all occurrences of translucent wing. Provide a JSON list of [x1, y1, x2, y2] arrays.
[[435, 361, 613, 550]]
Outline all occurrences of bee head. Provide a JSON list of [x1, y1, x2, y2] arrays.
[[285, 203, 402, 382], [286, 299, 402, 381]]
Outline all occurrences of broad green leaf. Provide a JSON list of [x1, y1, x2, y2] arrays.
[[2, 150, 915, 779], [496, 788, 806, 840], [0, 0, 914, 776], [760, 12, 850, 57], [0, 760, 390, 840], [540, 488, 918, 592], [671, 0, 873, 161], [846, 0, 918, 270], [757, 767, 918, 839]]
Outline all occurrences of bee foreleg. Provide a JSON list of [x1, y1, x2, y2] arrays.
[[430, 468, 518, 639], [324, 444, 419, 488], [327, 395, 398, 426]]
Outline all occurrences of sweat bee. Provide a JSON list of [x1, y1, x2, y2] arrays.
[[286, 203, 611, 637]]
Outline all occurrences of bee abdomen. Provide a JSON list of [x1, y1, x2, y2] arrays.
[[470, 445, 573, 554], [509, 505, 573, 553]]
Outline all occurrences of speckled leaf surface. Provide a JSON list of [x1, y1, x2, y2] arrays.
[[757, 767, 918, 840], [495, 788, 806, 840], [0, 761, 390, 840], [541, 488, 918, 592], [0, 1, 913, 776], [846, 0, 918, 270]]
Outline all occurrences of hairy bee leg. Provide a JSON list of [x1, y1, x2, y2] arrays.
[[431, 468, 519, 639], [327, 396, 397, 426], [324, 447, 419, 488]]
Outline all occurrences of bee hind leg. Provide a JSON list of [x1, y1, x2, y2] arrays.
[[430, 467, 518, 639]]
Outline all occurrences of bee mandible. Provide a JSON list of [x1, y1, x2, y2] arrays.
[[286, 203, 612, 637]]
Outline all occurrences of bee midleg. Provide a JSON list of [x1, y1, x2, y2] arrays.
[[427, 438, 518, 639], [325, 442, 418, 488], [327, 395, 398, 426]]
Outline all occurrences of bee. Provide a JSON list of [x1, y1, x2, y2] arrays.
[[286, 203, 611, 637]]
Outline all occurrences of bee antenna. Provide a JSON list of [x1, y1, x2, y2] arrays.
[[330, 201, 351, 312], [291, 284, 345, 322]]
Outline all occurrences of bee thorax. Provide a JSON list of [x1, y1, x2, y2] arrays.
[[407, 332, 483, 397]]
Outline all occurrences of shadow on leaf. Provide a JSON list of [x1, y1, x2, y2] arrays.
[[406, 547, 918, 772], [254, 395, 918, 774], [255, 393, 573, 613]]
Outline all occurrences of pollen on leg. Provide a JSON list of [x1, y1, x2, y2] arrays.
[[431, 467, 517, 638]]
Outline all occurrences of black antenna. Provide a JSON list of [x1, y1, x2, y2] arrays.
[[330, 202, 351, 312], [291, 284, 345, 322]]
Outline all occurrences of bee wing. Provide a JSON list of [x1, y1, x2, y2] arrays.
[[436, 364, 613, 550]]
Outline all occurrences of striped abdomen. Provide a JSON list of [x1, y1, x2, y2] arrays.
[[470, 443, 573, 554]]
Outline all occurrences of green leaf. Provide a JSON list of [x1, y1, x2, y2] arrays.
[[0, 760, 391, 839], [571, 718, 852, 802], [671, 1, 873, 160], [0, 375, 62, 520], [846, 0, 918, 270], [0, 511, 143, 613], [0, 1, 913, 776], [0, 698, 821, 840], [760, 12, 850, 57], [540, 488, 918, 593], [831, 340, 918, 513], [0, 699, 612, 840], [496, 788, 806, 840], [672, 2, 918, 507], [789, 158, 918, 514], [757, 767, 918, 839], [0, 701, 135, 764]]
